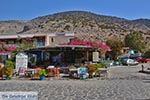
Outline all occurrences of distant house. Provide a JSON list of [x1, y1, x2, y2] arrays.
[[119, 47, 141, 59]]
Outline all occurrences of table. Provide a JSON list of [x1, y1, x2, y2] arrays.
[[25, 69, 35, 78], [69, 69, 78, 78], [97, 68, 108, 78]]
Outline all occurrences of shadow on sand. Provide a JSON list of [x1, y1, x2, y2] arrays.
[[139, 70, 150, 74], [30, 78, 40, 80]]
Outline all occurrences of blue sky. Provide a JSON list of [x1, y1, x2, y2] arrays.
[[0, 0, 150, 20]]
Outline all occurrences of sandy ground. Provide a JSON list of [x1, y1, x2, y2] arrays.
[[0, 63, 150, 100]]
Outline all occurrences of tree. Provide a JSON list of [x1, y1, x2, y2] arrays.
[[59, 36, 110, 55], [144, 49, 150, 57], [0, 38, 35, 65], [125, 31, 146, 53], [16, 38, 35, 52], [0, 42, 16, 54], [106, 40, 125, 60]]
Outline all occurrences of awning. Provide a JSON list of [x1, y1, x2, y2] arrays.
[[35, 45, 94, 49], [18, 34, 34, 38], [0, 34, 18, 39]]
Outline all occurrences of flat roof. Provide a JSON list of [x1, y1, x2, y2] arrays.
[[0, 32, 74, 39], [0, 34, 18, 39], [29, 45, 97, 51], [36, 45, 94, 49]]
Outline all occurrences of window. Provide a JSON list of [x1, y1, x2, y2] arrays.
[[51, 38, 54, 42]]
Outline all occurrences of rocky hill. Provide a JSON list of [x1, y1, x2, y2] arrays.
[[0, 20, 26, 34], [0, 11, 150, 41]]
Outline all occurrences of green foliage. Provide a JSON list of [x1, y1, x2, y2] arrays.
[[2, 65, 13, 77], [98, 62, 107, 68], [87, 64, 97, 73], [101, 60, 112, 63], [125, 31, 146, 53], [5, 59, 15, 69], [16, 38, 34, 52], [144, 49, 150, 57], [29, 57, 36, 63], [69, 65, 77, 69], [2, 59, 14, 77], [87, 62, 107, 75], [106, 39, 125, 60], [0, 63, 4, 77], [37, 69, 47, 76]]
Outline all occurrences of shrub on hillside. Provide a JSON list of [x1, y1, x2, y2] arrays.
[[144, 49, 150, 57]]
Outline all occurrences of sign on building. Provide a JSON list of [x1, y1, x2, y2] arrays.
[[16, 53, 28, 75], [92, 52, 99, 62]]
